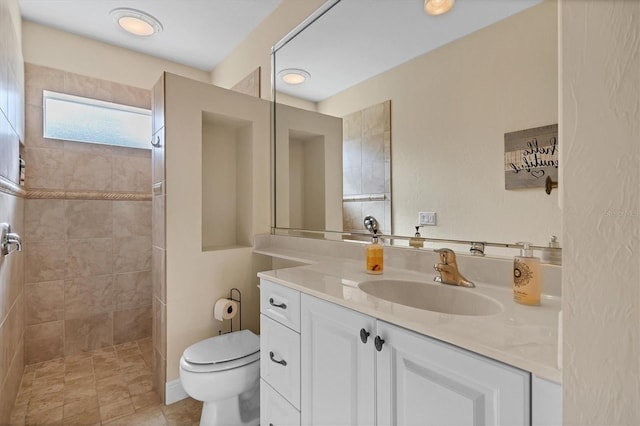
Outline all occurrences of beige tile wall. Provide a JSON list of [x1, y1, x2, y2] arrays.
[[0, 192, 25, 424], [0, 1, 26, 421], [342, 100, 392, 234], [22, 63, 152, 365]]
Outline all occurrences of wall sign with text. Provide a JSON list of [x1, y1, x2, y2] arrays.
[[504, 124, 558, 190]]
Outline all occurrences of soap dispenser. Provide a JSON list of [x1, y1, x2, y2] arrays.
[[366, 230, 384, 275], [513, 242, 541, 305], [541, 235, 562, 265], [409, 226, 424, 248]]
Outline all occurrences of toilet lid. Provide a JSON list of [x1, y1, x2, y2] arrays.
[[183, 329, 259, 365]]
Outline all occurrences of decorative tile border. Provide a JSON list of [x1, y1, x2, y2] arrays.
[[26, 189, 152, 201], [0, 178, 151, 201]]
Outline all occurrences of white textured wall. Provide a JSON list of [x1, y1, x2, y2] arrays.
[[560, 0, 640, 424], [22, 21, 210, 89], [164, 74, 272, 382]]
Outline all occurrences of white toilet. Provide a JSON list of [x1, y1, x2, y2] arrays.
[[179, 329, 260, 426]]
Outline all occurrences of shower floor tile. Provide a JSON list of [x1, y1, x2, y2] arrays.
[[9, 338, 202, 425]]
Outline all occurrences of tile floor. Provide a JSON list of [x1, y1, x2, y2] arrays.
[[8, 338, 202, 425]]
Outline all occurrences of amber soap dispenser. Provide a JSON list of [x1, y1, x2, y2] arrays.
[[366, 230, 384, 275], [513, 242, 541, 305]]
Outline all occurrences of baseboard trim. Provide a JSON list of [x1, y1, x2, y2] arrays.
[[165, 379, 189, 405]]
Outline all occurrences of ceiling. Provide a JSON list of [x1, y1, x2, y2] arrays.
[[18, 0, 282, 71], [18, 0, 543, 99]]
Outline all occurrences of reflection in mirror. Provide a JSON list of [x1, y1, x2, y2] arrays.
[[273, 0, 560, 252]]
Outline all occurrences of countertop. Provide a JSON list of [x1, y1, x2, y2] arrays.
[[257, 259, 561, 383]]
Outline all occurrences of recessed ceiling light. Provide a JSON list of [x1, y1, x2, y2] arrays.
[[110, 8, 163, 37], [278, 69, 311, 85], [424, 0, 455, 16]]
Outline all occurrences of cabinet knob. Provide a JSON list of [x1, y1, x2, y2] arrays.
[[269, 298, 287, 309], [359, 328, 370, 344], [374, 336, 385, 352], [269, 351, 287, 366]]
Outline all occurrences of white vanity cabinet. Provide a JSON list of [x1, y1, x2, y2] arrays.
[[301, 294, 376, 425], [260, 280, 302, 426], [260, 279, 532, 426], [376, 321, 530, 425]]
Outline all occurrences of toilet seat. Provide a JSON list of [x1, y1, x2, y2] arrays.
[[181, 329, 260, 373]]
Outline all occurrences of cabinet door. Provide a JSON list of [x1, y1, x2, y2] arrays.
[[376, 321, 530, 426], [261, 379, 300, 426], [301, 294, 376, 425], [260, 314, 301, 409]]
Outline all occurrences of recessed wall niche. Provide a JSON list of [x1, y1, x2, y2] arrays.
[[288, 129, 325, 230], [202, 111, 253, 251]]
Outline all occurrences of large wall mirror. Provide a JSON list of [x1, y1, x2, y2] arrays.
[[272, 0, 560, 253]]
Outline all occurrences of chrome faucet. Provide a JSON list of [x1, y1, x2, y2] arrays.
[[1, 223, 22, 256], [433, 248, 475, 288]]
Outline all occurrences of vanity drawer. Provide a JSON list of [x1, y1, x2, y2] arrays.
[[260, 379, 301, 426], [260, 279, 300, 332], [260, 314, 301, 409]]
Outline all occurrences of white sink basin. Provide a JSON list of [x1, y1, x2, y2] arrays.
[[358, 279, 503, 316]]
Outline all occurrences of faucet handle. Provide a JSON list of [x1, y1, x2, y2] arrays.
[[434, 248, 456, 264], [1, 223, 22, 255]]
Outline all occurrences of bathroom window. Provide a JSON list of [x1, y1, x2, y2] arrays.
[[43, 90, 151, 149]]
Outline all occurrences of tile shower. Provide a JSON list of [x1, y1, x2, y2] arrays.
[[21, 64, 153, 364]]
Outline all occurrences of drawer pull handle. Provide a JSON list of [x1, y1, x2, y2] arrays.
[[151, 135, 162, 148], [269, 298, 287, 309], [269, 351, 287, 366], [360, 328, 370, 344], [374, 336, 385, 352]]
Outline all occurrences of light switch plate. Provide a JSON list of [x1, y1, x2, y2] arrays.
[[419, 212, 437, 226]]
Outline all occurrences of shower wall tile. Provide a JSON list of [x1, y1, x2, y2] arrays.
[[151, 247, 166, 303], [152, 195, 165, 249], [24, 199, 66, 242], [114, 306, 152, 345], [362, 133, 385, 164], [25, 320, 64, 364], [25, 281, 64, 325], [342, 100, 392, 234], [25, 240, 66, 283], [115, 271, 152, 310], [63, 72, 114, 101], [152, 297, 166, 358], [66, 238, 113, 278], [23, 64, 152, 365], [65, 200, 113, 239], [112, 155, 152, 194], [113, 236, 151, 274], [25, 63, 64, 107], [110, 83, 151, 110], [64, 312, 114, 355], [24, 147, 64, 190], [113, 201, 151, 237], [25, 104, 65, 149], [63, 151, 112, 192], [64, 275, 114, 320]]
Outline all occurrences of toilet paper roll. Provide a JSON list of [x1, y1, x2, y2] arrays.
[[214, 298, 238, 321]]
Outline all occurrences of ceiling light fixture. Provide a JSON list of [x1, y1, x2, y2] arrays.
[[110, 8, 163, 37], [278, 69, 311, 85], [424, 0, 455, 16]]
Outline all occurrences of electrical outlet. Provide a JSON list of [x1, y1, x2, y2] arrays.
[[419, 211, 437, 226]]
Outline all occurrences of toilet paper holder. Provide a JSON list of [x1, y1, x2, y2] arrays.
[[221, 288, 241, 334]]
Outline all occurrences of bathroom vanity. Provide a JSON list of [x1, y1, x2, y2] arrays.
[[256, 247, 561, 426]]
